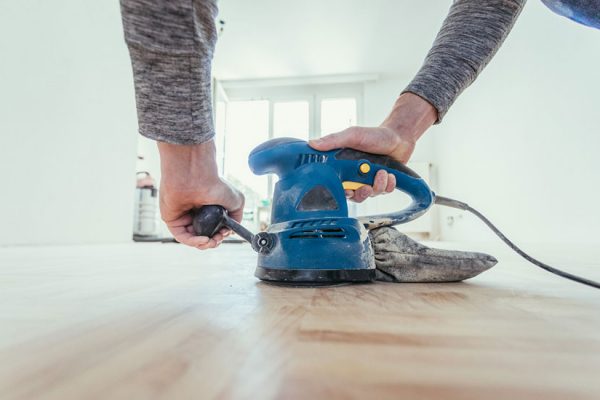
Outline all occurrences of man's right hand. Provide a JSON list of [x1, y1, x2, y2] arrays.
[[157, 140, 244, 250], [309, 92, 437, 202]]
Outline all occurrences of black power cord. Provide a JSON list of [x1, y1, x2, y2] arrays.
[[435, 196, 600, 290]]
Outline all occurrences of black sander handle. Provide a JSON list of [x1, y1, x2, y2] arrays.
[[192, 205, 226, 237], [192, 205, 254, 244], [192, 205, 275, 254]]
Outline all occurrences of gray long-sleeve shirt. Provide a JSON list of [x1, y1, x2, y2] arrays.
[[120, 0, 525, 145]]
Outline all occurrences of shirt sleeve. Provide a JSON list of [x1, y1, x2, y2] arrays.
[[403, 0, 526, 123], [120, 0, 219, 145]]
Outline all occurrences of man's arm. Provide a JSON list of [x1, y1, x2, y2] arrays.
[[121, 0, 243, 249], [404, 0, 526, 122], [311, 0, 526, 202], [120, 0, 218, 144]]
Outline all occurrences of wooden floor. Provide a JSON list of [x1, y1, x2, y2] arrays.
[[0, 241, 599, 400]]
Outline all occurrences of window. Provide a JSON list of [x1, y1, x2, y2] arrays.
[[273, 101, 310, 140], [320, 98, 357, 134], [222, 100, 270, 200]]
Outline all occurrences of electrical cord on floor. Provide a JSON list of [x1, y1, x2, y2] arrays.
[[434, 196, 600, 290]]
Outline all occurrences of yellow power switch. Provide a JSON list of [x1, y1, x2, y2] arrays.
[[342, 181, 366, 190], [359, 163, 371, 174]]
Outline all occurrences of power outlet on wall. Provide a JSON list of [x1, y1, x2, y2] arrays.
[[446, 213, 464, 227]]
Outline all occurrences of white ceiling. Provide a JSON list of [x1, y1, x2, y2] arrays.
[[213, 0, 451, 80]]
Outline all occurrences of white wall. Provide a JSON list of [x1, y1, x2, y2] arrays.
[[0, 1, 139, 245], [434, 1, 600, 245]]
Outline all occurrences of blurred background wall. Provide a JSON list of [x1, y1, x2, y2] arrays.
[[434, 1, 600, 244], [0, 1, 138, 245]]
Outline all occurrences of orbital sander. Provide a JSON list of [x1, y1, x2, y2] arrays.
[[194, 137, 600, 289]]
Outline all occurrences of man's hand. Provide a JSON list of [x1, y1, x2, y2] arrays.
[[157, 140, 244, 249], [309, 92, 437, 202]]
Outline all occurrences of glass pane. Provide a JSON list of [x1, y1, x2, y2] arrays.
[[224, 100, 269, 203], [320, 98, 357, 135], [273, 101, 310, 140]]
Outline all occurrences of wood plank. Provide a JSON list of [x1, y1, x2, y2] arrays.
[[0, 242, 598, 399]]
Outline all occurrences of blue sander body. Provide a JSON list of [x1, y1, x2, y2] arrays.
[[194, 137, 434, 285]]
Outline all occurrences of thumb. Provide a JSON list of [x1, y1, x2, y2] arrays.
[[308, 128, 363, 151]]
